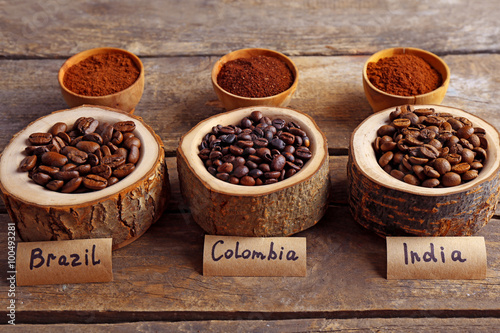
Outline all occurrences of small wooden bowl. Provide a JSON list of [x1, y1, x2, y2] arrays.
[[211, 48, 299, 111], [0, 105, 169, 249], [347, 105, 500, 237], [177, 106, 330, 236], [58, 47, 145, 114], [363, 47, 450, 112]]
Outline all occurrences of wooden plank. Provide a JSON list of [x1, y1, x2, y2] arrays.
[[1, 199, 498, 323], [8, 318, 500, 332], [1, 54, 499, 155], [1, 0, 500, 58]]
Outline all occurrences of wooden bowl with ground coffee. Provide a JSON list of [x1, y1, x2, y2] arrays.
[[177, 106, 330, 236], [58, 47, 144, 114], [347, 104, 500, 237], [0, 105, 169, 249], [211, 48, 299, 110], [362, 47, 450, 112]]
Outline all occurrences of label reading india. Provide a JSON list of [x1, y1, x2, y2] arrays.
[[16, 238, 113, 286], [386, 236, 486, 280], [203, 235, 306, 277]]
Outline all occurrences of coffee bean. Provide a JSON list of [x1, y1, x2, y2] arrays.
[[19, 155, 37, 171], [83, 174, 108, 190], [41, 151, 68, 167], [271, 154, 286, 171], [91, 164, 113, 179], [29, 132, 53, 145], [75, 164, 91, 175], [32, 172, 52, 186], [59, 177, 82, 193], [462, 169, 479, 181], [50, 122, 68, 136], [442, 172, 461, 187], [54, 170, 79, 181], [46, 179, 64, 191], [240, 175, 256, 186], [113, 163, 136, 178], [113, 121, 136, 133], [233, 165, 249, 178], [422, 178, 440, 188], [76, 141, 100, 153], [102, 154, 126, 168], [78, 117, 99, 135], [403, 174, 420, 186]]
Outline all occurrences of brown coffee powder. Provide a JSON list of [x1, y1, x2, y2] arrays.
[[367, 54, 442, 96], [217, 55, 294, 98], [63, 53, 140, 97]]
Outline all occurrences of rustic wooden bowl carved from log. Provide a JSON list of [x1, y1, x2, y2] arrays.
[[58, 47, 145, 114], [211, 48, 299, 111], [177, 106, 330, 236], [348, 105, 500, 237], [0, 105, 169, 250]]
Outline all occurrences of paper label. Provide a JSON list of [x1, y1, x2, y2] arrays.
[[16, 238, 113, 286], [387, 236, 486, 280], [203, 235, 306, 277]]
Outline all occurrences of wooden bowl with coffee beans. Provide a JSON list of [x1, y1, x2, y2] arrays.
[[177, 106, 330, 236], [348, 104, 500, 237], [0, 105, 170, 249]]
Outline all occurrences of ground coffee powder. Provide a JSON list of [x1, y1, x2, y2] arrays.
[[217, 55, 294, 98], [367, 54, 442, 96], [63, 53, 140, 96]]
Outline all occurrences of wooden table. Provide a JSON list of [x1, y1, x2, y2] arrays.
[[1, 0, 499, 331]]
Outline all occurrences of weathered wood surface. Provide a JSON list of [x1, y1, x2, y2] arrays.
[[6, 318, 500, 332], [1, 0, 500, 58], [0, 54, 499, 155], [1, 0, 500, 330]]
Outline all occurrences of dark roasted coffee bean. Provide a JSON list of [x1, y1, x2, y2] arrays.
[[67, 148, 88, 164], [49, 122, 68, 136], [250, 111, 263, 122], [259, 163, 271, 173], [76, 141, 100, 153], [245, 160, 258, 170], [240, 175, 256, 186], [264, 178, 278, 185], [113, 121, 136, 133], [100, 124, 114, 144], [87, 153, 100, 167], [233, 165, 249, 178], [54, 170, 79, 181], [295, 147, 312, 160], [91, 164, 113, 179], [237, 133, 252, 141], [248, 168, 263, 178], [285, 169, 297, 178], [29, 132, 53, 145], [279, 132, 295, 145], [271, 154, 286, 171], [113, 163, 136, 178], [78, 117, 99, 134], [115, 148, 128, 159], [286, 161, 301, 171], [19, 155, 37, 171], [61, 163, 77, 171], [240, 117, 252, 128], [61, 176, 83, 193], [265, 171, 281, 179], [229, 145, 244, 156], [216, 172, 230, 181], [75, 164, 91, 175], [102, 154, 126, 168], [32, 172, 52, 186], [107, 176, 119, 187], [253, 138, 268, 148], [37, 165, 60, 176], [46, 179, 64, 191], [272, 118, 286, 130], [217, 162, 233, 174], [41, 151, 68, 167], [82, 174, 107, 190], [123, 136, 141, 149], [442, 172, 461, 187], [128, 145, 140, 164], [270, 138, 286, 151], [56, 131, 71, 144]]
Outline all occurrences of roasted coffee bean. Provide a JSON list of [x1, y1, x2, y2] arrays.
[[29, 132, 53, 145], [41, 151, 68, 167], [37, 165, 60, 176], [115, 148, 128, 159], [271, 154, 286, 171], [67, 149, 88, 164], [107, 176, 119, 186], [61, 163, 77, 171], [83, 174, 107, 190], [75, 164, 91, 175], [233, 165, 249, 178], [295, 147, 312, 160], [216, 173, 230, 181], [390, 169, 405, 181], [54, 170, 79, 181], [91, 164, 112, 179], [60, 176, 83, 193], [128, 145, 140, 164], [217, 162, 233, 173], [32, 172, 52, 186], [46, 179, 64, 191], [248, 168, 263, 178], [76, 141, 100, 153], [451, 163, 471, 174], [100, 124, 114, 144], [462, 169, 479, 181], [434, 158, 452, 175], [422, 178, 440, 188], [87, 153, 100, 167], [102, 154, 126, 168], [19, 155, 37, 171], [49, 122, 68, 136], [240, 175, 256, 186], [82, 133, 103, 145], [113, 121, 136, 132], [442, 172, 461, 187], [78, 117, 99, 134], [403, 174, 420, 186], [56, 131, 71, 144], [270, 138, 286, 150], [265, 171, 281, 179], [113, 163, 135, 178]]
